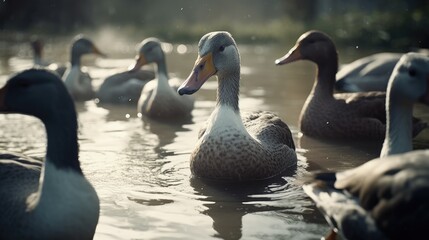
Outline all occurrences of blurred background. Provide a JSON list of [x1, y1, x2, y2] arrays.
[[1, 0, 428, 50], [1, 1, 429, 239]]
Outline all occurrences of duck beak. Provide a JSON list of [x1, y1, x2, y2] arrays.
[[275, 45, 301, 65], [0, 85, 8, 111], [93, 46, 107, 58], [178, 52, 216, 95], [129, 54, 147, 72]]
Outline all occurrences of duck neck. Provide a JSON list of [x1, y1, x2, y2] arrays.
[[27, 104, 83, 211], [380, 99, 413, 157], [34, 52, 43, 66], [70, 50, 82, 67], [216, 70, 240, 112], [311, 55, 338, 98], [43, 109, 82, 174], [155, 57, 170, 90]]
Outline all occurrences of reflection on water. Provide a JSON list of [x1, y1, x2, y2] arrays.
[[1, 38, 428, 240]]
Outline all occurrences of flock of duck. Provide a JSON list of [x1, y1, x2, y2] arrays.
[[1, 30, 428, 239]]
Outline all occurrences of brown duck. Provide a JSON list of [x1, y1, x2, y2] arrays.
[[275, 30, 426, 140]]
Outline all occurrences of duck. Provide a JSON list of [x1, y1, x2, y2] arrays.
[[302, 53, 429, 240], [304, 150, 429, 240], [335, 50, 429, 93], [275, 30, 426, 140], [30, 38, 50, 67], [335, 52, 402, 92], [96, 42, 155, 104], [380, 53, 429, 157], [0, 69, 99, 239], [133, 38, 194, 119], [30, 38, 67, 76], [62, 35, 106, 101], [178, 31, 297, 181]]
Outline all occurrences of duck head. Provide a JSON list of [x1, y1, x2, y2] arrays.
[[71, 35, 106, 59], [389, 52, 429, 105], [178, 31, 240, 95], [129, 38, 165, 72], [0, 69, 75, 121], [275, 30, 337, 66]]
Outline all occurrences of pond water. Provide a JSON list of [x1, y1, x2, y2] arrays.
[[0, 37, 428, 240]]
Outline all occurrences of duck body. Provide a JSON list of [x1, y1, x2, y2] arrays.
[[96, 69, 154, 104], [178, 31, 296, 181], [138, 76, 193, 119], [304, 150, 429, 240], [133, 38, 194, 120], [275, 31, 426, 140], [0, 160, 99, 239], [299, 88, 386, 139], [303, 53, 429, 240], [62, 35, 105, 101], [335, 53, 402, 92], [0, 69, 99, 239], [192, 106, 296, 180], [63, 65, 95, 101]]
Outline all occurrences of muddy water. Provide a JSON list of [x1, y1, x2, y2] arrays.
[[0, 38, 427, 240]]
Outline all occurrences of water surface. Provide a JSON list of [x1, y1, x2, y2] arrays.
[[1, 38, 427, 240]]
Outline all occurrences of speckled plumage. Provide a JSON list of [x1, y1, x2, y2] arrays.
[[299, 91, 388, 139], [304, 150, 429, 240], [179, 31, 297, 181], [192, 110, 296, 181]]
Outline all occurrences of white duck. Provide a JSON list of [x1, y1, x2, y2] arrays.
[[96, 42, 155, 104], [132, 38, 194, 120], [0, 69, 99, 239], [335, 51, 429, 93], [303, 53, 429, 240], [178, 31, 297, 181], [335, 52, 403, 92], [62, 35, 105, 101]]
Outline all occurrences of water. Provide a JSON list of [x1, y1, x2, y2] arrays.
[[0, 37, 427, 240]]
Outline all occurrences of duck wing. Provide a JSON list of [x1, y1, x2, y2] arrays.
[[305, 150, 429, 240], [335, 91, 387, 122], [242, 111, 295, 150]]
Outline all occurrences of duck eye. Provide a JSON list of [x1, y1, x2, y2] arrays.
[[219, 45, 225, 52], [409, 68, 417, 77]]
